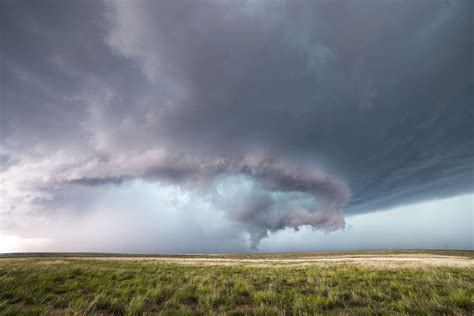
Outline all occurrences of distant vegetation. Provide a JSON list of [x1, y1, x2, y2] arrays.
[[0, 251, 472, 315]]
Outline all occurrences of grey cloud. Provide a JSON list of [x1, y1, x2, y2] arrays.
[[104, 0, 473, 213], [1, 137, 350, 247], [62, 153, 350, 248], [68, 176, 129, 187], [1, 0, 472, 249]]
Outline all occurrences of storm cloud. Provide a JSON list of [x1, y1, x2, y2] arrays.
[[0, 0, 472, 249]]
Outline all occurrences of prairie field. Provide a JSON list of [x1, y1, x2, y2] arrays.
[[0, 251, 472, 315]]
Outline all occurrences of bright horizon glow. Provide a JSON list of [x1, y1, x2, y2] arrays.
[[0, 235, 19, 253], [0, 235, 50, 253]]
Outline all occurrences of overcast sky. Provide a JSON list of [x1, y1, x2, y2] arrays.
[[0, 0, 472, 253]]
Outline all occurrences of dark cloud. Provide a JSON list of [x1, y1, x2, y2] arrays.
[[104, 0, 473, 213], [0, 0, 472, 248], [68, 176, 129, 187]]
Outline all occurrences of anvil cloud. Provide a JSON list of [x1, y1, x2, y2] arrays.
[[0, 0, 472, 250]]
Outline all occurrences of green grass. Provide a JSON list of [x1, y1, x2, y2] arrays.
[[0, 252, 472, 315]]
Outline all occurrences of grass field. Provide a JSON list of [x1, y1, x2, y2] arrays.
[[0, 251, 472, 315]]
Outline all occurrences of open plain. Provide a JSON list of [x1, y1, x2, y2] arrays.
[[0, 250, 472, 315]]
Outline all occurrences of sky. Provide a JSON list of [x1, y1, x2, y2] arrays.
[[0, 0, 472, 253]]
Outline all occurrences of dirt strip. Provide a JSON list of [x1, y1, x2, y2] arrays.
[[60, 254, 474, 268]]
